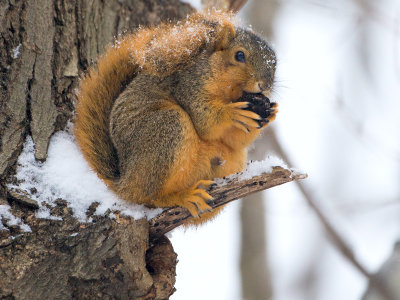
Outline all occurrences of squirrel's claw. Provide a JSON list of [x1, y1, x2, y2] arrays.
[[177, 180, 215, 218], [260, 103, 279, 129], [187, 195, 212, 218], [229, 101, 250, 109], [193, 180, 215, 190], [233, 120, 251, 133], [192, 188, 214, 200], [228, 101, 264, 132]]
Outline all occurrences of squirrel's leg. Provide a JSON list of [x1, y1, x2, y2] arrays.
[[151, 104, 219, 217]]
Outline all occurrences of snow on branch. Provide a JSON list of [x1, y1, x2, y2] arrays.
[[5, 131, 306, 248], [149, 166, 307, 245]]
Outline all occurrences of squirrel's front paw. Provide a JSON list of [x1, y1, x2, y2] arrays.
[[227, 102, 264, 132], [178, 180, 214, 218], [260, 102, 278, 129], [231, 93, 278, 130]]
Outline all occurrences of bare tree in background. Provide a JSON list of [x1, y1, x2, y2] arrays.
[[243, 0, 400, 299], [240, 1, 279, 299]]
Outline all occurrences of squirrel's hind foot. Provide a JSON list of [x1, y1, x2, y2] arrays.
[[162, 180, 215, 218]]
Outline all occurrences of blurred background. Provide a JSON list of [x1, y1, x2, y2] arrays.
[[173, 0, 400, 299]]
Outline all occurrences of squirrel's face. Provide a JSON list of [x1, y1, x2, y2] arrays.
[[208, 29, 276, 101]]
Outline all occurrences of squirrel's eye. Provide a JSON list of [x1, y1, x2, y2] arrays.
[[235, 51, 246, 63]]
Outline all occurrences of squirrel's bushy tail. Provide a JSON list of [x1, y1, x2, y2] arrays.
[[74, 38, 137, 182]]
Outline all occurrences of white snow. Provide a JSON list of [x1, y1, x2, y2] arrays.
[[4, 124, 282, 230], [12, 44, 21, 59], [0, 205, 31, 232], [7, 127, 163, 223], [214, 156, 288, 186], [238, 156, 287, 181], [4, 127, 286, 232]]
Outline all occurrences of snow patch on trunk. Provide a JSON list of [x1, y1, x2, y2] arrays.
[[7, 128, 162, 224]]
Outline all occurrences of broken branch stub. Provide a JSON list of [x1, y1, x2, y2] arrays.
[[149, 166, 307, 245]]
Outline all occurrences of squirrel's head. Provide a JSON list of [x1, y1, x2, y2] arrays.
[[207, 28, 276, 101]]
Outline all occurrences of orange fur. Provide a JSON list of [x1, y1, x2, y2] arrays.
[[75, 36, 137, 181], [74, 11, 277, 224]]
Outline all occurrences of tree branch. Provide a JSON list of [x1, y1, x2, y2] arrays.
[[149, 166, 306, 245]]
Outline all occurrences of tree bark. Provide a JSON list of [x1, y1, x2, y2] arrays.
[[0, 1, 192, 299], [0, 208, 177, 300]]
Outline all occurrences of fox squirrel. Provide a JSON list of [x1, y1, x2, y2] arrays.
[[74, 11, 277, 224]]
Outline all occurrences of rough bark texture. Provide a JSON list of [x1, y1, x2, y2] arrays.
[[0, 208, 178, 300], [0, 1, 192, 299], [0, 0, 193, 181]]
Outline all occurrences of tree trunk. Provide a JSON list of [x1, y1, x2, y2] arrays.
[[0, 1, 192, 299], [239, 0, 279, 298]]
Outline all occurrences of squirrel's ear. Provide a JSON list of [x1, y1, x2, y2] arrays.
[[215, 23, 236, 51]]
